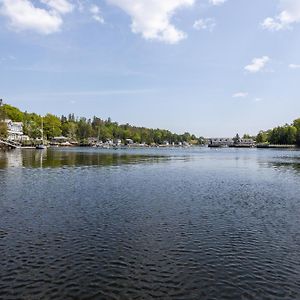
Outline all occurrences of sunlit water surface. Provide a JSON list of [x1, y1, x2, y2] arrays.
[[1, 147, 300, 299]]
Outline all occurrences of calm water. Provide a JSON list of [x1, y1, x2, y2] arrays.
[[1, 147, 300, 300]]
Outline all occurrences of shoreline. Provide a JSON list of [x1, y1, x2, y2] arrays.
[[1, 144, 299, 151]]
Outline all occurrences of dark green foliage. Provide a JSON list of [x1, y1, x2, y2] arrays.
[[296, 131, 300, 147], [256, 131, 269, 143], [256, 120, 300, 146], [0, 105, 7, 139]]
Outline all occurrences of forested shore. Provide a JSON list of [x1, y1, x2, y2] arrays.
[[0, 103, 202, 145], [256, 118, 300, 146], [1, 102, 299, 147]]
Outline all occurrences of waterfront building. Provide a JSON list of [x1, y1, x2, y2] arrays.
[[125, 138, 134, 145], [208, 137, 255, 147], [87, 137, 99, 145], [234, 138, 255, 147], [4, 119, 28, 142], [114, 139, 122, 146], [51, 136, 73, 146], [107, 139, 114, 145], [52, 136, 69, 143], [208, 138, 234, 147]]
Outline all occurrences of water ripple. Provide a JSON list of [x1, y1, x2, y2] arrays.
[[1, 148, 300, 299]]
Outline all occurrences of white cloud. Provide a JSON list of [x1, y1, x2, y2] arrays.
[[107, 0, 195, 44], [209, 0, 226, 5], [254, 97, 263, 102], [0, 0, 74, 34], [0, 0, 62, 34], [244, 56, 270, 73], [233, 92, 248, 98], [262, 0, 300, 31], [193, 18, 216, 31], [90, 4, 104, 23], [41, 0, 74, 14], [289, 63, 300, 69]]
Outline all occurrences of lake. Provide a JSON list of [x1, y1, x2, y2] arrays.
[[0, 147, 300, 299]]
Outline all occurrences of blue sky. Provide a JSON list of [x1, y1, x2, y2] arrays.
[[1, 0, 300, 137]]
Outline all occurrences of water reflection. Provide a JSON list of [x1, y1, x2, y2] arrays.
[[270, 161, 300, 172], [259, 154, 300, 174], [0, 148, 168, 169]]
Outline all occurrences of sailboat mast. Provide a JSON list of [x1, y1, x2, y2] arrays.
[[41, 117, 44, 142]]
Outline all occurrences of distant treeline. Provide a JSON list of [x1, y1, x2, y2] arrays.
[[0, 103, 203, 144], [256, 118, 300, 146]]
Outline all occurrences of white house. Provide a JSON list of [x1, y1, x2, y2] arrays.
[[5, 119, 28, 141]]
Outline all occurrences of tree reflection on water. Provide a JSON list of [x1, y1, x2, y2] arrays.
[[0, 148, 168, 169]]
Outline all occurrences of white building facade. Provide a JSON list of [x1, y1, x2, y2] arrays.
[[5, 119, 28, 142]]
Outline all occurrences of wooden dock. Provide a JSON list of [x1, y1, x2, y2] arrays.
[[0, 139, 21, 149]]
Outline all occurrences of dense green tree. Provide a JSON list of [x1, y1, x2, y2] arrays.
[[0, 122, 7, 139], [43, 114, 62, 139], [23, 112, 42, 138], [296, 131, 300, 146], [1, 104, 24, 121], [293, 118, 300, 129], [76, 118, 92, 142], [61, 121, 77, 139], [0, 105, 7, 139], [256, 131, 268, 143], [286, 126, 297, 144], [257, 120, 299, 146], [268, 125, 297, 145]]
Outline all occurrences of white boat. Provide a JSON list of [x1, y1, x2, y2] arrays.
[[36, 144, 47, 150]]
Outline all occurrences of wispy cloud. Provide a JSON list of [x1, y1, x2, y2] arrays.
[[209, 0, 227, 6], [261, 0, 300, 31], [0, 55, 16, 64], [244, 56, 270, 73], [193, 18, 216, 31], [232, 92, 248, 98], [289, 63, 300, 69], [41, 0, 74, 14], [90, 4, 104, 24], [232, 92, 263, 103]]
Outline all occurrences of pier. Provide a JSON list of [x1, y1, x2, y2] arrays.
[[0, 139, 21, 149]]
